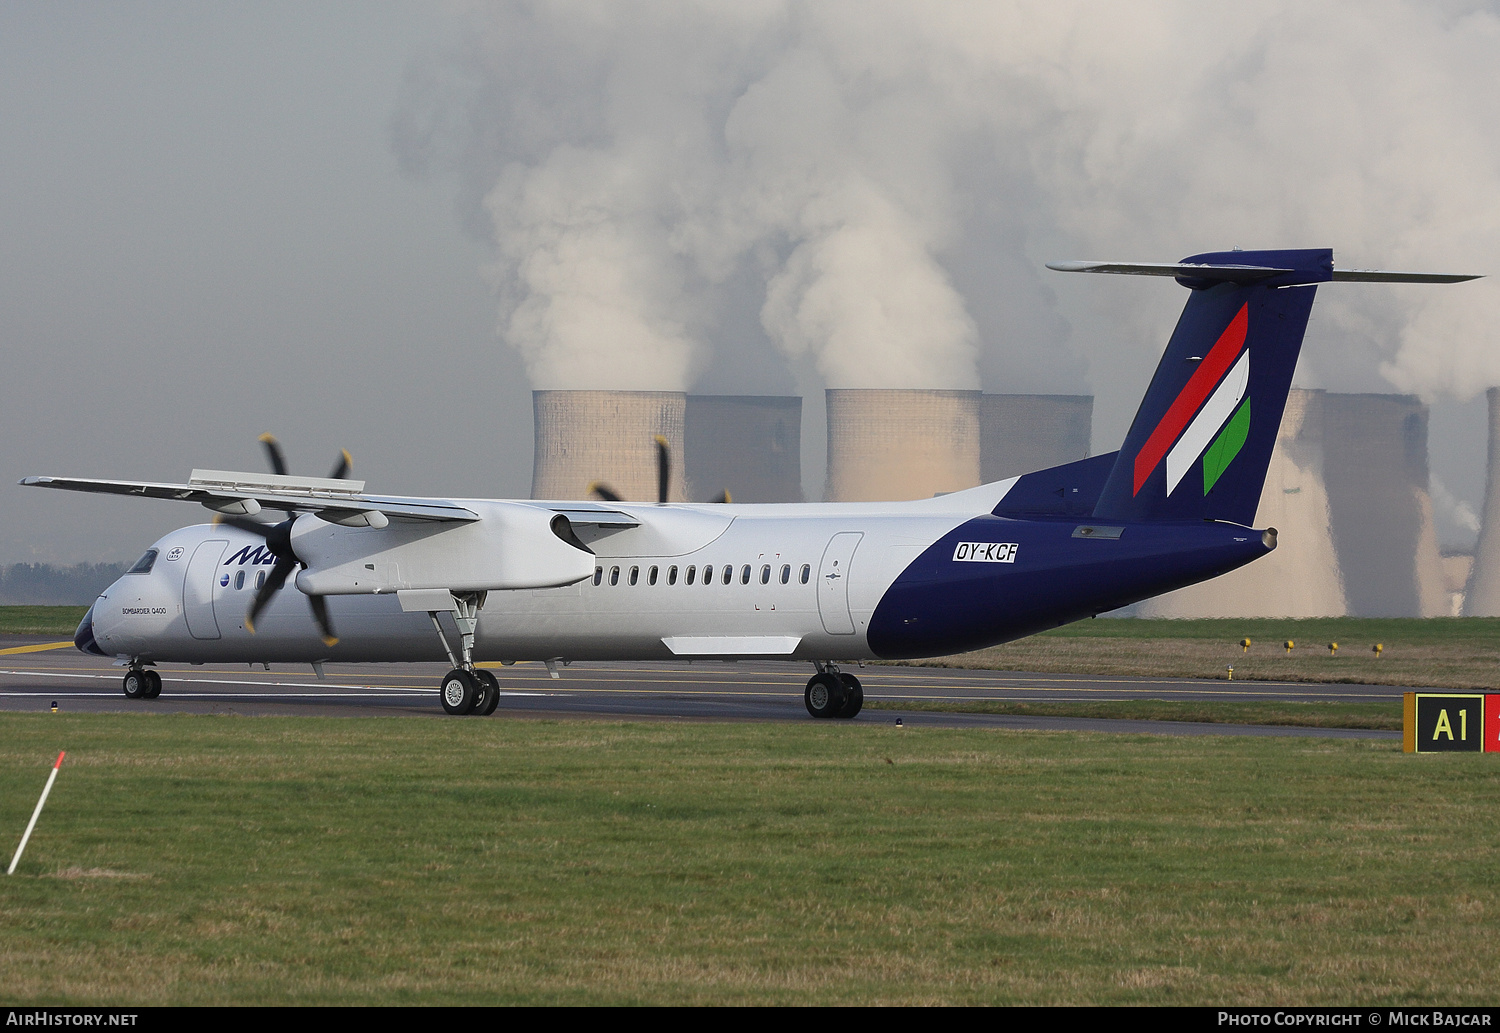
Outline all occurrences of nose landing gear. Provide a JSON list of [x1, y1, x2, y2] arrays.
[[121, 665, 162, 700], [805, 663, 863, 719]]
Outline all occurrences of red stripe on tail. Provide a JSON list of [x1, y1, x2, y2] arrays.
[[1132, 304, 1248, 495]]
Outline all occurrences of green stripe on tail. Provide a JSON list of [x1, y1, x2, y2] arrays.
[[1202, 398, 1251, 495]]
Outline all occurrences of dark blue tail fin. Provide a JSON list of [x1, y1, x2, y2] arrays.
[[1088, 248, 1327, 526]]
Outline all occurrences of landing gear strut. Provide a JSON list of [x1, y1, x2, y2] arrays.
[[419, 592, 498, 717], [121, 665, 161, 700], [805, 663, 862, 719]]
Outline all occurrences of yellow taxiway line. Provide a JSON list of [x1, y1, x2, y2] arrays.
[[0, 641, 74, 655]]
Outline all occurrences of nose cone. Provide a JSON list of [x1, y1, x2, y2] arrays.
[[74, 604, 106, 656]]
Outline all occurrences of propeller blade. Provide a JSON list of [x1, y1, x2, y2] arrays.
[[328, 449, 352, 481], [258, 433, 288, 476], [308, 594, 338, 647], [216, 515, 295, 558], [707, 490, 732, 504], [589, 482, 624, 503], [654, 435, 670, 504], [245, 556, 296, 634]]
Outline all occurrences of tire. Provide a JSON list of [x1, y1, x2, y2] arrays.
[[804, 672, 847, 719], [836, 673, 863, 719], [473, 670, 500, 716], [122, 670, 149, 699], [440, 669, 478, 715], [143, 670, 163, 699]]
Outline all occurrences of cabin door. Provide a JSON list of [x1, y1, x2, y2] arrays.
[[183, 539, 228, 640], [816, 532, 863, 635]]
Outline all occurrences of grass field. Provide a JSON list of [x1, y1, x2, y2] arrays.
[[0, 606, 86, 636], [3, 714, 1498, 1005]]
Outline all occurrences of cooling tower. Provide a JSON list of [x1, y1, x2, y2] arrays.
[[531, 390, 687, 502], [1320, 393, 1447, 617], [1464, 387, 1500, 615], [979, 394, 1093, 481], [1445, 551, 1474, 617], [1139, 389, 1347, 617], [824, 389, 981, 502], [684, 395, 803, 503]]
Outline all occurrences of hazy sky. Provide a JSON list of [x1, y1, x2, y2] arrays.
[[4, 1, 1497, 565]]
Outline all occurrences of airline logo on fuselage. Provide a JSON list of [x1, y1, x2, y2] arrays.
[[953, 542, 1018, 563], [223, 545, 279, 567]]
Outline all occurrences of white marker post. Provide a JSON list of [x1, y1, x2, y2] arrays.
[[8, 750, 65, 875]]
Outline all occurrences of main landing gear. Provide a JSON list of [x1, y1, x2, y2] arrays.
[[121, 665, 162, 700], [440, 668, 500, 717], [805, 663, 863, 720], [417, 591, 500, 717]]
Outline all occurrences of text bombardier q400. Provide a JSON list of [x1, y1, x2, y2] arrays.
[[23, 249, 1479, 718]]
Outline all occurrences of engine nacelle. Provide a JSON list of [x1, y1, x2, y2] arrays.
[[293, 501, 594, 595]]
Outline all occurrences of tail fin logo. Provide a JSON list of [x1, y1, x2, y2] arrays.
[[1132, 304, 1250, 496]]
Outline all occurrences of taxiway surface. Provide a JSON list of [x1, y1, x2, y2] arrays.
[[0, 635, 1404, 740]]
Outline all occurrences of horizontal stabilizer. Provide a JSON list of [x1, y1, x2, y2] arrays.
[[1046, 260, 1293, 283], [1049, 255, 1481, 289], [1330, 268, 1482, 283]]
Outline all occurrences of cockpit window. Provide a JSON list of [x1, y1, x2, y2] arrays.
[[126, 549, 159, 574]]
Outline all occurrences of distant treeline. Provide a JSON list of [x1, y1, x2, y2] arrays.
[[0, 563, 128, 605]]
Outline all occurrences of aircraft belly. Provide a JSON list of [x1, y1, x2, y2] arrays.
[[473, 586, 836, 661]]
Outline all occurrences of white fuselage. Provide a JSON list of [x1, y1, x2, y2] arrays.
[[87, 483, 1017, 666]]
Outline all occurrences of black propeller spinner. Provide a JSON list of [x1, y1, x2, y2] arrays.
[[218, 434, 352, 646], [589, 436, 730, 505]]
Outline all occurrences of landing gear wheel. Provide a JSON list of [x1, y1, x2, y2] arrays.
[[122, 669, 149, 699], [473, 670, 500, 716], [143, 670, 163, 699], [836, 673, 863, 718], [804, 672, 847, 719], [440, 669, 478, 715]]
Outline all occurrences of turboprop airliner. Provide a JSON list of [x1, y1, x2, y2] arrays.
[[22, 248, 1478, 718]]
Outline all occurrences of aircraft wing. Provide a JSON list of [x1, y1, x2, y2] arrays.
[[19, 472, 480, 523]]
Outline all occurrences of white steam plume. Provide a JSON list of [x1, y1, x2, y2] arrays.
[[394, 1, 1500, 400]]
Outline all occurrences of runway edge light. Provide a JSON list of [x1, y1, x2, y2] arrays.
[[1403, 693, 1496, 754], [7, 750, 65, 875]]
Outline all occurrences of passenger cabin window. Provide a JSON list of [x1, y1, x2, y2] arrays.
[[686, 565, 696, 585], [610, 566, 620, 586], [649, 566, 659, 586], [780, 564, 791, 585], [800, 564, 811, 584], [668, 565, 678, 585], [233, 570, 246, 590], [703, 565, 714, 586], [127, 549, 158, 575], [761, 564, 771, 585], [629, 566, 639, 586], [256, 571, 266, 590], [740, 564, 751, 585], [593, 566, 603, 587]]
